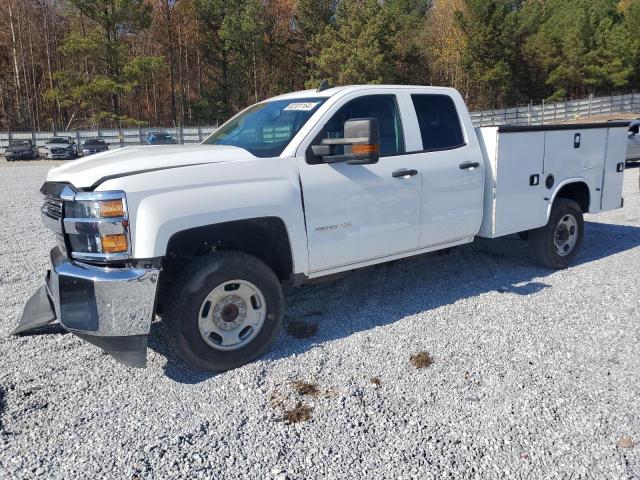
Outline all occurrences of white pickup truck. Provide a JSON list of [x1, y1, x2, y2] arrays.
[[13, 85, 629, 371]]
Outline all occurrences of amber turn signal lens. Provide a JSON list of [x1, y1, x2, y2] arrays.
[[99, 199, 125, 218], [352, 143, 379, 154], [101, 234, 128, 253]]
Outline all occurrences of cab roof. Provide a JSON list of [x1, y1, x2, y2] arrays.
[[268, 85, 457, 101]]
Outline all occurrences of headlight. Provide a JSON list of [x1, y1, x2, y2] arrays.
[[63, 191, 131, 262]]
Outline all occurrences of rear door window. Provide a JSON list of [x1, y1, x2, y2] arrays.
[[411, 94, 465, 151]]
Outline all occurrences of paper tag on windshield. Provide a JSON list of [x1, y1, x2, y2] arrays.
[[284, 102, 320, 111]]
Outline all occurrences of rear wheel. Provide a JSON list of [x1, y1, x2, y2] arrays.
[[528, 198, 584, 269], [165, 251, 284, 372]]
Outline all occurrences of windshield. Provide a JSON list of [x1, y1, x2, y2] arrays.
[[85, 139, 104, 145], [9, 140, 30, 146], [150, 133, 171, 139], [203, 98, 326, 157], [48, 137, 69, 144]]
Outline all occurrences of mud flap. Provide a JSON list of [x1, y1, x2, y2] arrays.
[[10, 285, 57, 336], [73, 333, 148, 369]]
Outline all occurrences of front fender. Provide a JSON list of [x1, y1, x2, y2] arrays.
[[99, 157, 309, 274]]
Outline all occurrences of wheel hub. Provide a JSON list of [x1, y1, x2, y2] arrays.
[[197, 279, 267, 351], [213, 295, 247, 330], [554, 214, 578, 256]]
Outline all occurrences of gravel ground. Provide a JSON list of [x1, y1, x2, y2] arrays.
[[0, 159, 639, 479]]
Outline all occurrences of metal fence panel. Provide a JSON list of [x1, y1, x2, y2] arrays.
[[1, 93, 639, 152]]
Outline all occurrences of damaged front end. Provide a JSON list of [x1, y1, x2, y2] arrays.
[[12, 182, 159, 368]]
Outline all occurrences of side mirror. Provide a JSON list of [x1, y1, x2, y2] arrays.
[[313, 118, 380, 165]]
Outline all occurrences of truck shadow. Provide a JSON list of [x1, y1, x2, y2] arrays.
[[148, 220, 640, 383]]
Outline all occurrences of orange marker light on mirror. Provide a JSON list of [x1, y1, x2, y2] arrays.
[[101, 234, 128, 253], [99, 199, 125, 218], [352, 144, 379, 154]]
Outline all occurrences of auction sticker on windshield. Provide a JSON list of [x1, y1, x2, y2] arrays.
[[284, 102, 321, 111]]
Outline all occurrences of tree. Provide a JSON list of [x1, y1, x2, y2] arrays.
[[455, 0, 523, 108], [523, 0, 631, 100], [44, 0, 163, 127], [307, 0, 430, 87]]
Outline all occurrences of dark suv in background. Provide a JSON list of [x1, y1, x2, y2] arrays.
[[4, 139, 38, 161], [82, 138, 109, 156], [145, 131, 177, 145]]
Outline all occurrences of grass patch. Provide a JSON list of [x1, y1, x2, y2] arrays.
[[410, 351, 433, 369]]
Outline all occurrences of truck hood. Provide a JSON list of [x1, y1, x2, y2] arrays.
[[46, 144, 254, 188]]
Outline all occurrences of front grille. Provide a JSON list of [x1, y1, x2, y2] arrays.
[[51, 148, 65, 154], [42, 196, 63, 220]]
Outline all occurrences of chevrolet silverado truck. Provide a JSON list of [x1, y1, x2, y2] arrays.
[[12, 85, 629, 371]]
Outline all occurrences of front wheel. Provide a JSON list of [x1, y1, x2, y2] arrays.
[[164, 251, 284, 372], [528, 198, 584, 269]]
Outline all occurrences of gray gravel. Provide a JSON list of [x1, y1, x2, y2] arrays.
[[1, 159, 639, 479]]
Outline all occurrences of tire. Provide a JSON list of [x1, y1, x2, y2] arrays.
[[164, 251, 284, 372], [528, 198, 584, 269]]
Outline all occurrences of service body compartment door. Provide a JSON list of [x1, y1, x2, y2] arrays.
[[543, 129, 607, 173], [493, 132, 547, 236], [601, 128, 627, 210], [477, 129, 547, 238]]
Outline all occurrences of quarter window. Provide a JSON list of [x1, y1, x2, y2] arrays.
[[411, 94, 465, 151]]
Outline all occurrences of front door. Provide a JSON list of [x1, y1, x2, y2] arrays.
[[297, 94, 422, 273]]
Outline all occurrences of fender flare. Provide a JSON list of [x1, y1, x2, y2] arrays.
[[546, 177, 590, 220]]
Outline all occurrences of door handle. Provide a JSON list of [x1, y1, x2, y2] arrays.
[[392, 169, 418, 178], [459, 161, 480, 170]]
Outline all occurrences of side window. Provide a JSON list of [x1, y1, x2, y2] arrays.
[[321, 95, 405, 157], [411, 94, 465, 151]]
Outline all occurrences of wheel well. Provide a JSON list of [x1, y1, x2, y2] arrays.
[[555, 182, 590, 213], [157, 218, 293, 311]]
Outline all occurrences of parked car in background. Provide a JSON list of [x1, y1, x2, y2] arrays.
[[43, 137, 78, 160], [627, 120, 640, 164], [4, 139, 38, 161], [145, 131, 177, 145], [82, 138, 109, 156]]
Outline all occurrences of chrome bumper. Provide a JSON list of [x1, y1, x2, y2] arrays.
[[13, 247, 159, 367]]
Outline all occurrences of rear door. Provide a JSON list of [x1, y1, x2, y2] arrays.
[[297, 93, 422, 273], [407, 92, 485, 247]]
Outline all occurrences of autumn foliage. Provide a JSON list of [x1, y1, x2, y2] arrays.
[[1, 0, 639, 131]]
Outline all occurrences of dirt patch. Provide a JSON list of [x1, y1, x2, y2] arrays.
[[410, 351, 433, 369], [283, 404, 313, 424], [291, 380, 319, 396]]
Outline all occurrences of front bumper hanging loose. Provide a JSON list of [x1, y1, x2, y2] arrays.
[[12, 247, 159, 368]]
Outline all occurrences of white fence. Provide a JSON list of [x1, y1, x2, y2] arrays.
[[2, 93, 639, 153], [0, 126, 218, 153], [469, 93, 640, 127]]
